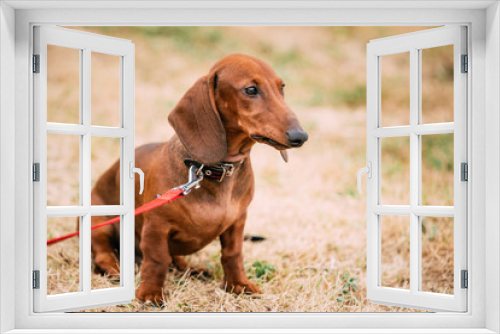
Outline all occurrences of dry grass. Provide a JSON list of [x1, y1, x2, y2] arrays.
[[45, 26, 454, 312]]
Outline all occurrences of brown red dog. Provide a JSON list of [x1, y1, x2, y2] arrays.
[[90, 54, 308, 304]]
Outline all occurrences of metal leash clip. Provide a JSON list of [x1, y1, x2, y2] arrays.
[[177, 164, 204, 195]]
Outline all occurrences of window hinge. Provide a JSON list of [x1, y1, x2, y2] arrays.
[[461, 162, 468, 181], [33, 54, 40, 73], [33, 163, 40, 182], [461, 270, 468, 289], [461, 54, 468, 73], [32, 270, 40, 289]]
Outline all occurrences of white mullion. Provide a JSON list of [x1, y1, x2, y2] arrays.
[[417, 47, 423, 293], [373, 205, 454, 217], [46, 205, 128, 217], [372, 126, 411, 138], [81, 48, 92, 294], [412, 206, 455, 217], [376, 56, 382, 206], [81, 214, 91, 294], [373, 123, 454, 138], [47, 123, 130, 138], [90, 126, 129, 138], [413, 123, 454, 135], [47, 206, 88, 217], [47, 123, 88, 136], [409, 47, 420, 294], [82, 48, 91, 204], [372, 205, 411, 215], [46, 123, 129, 138], [91, 205, 128, 216]]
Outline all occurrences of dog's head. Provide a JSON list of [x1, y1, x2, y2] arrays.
[[168, 54, 308, 165]]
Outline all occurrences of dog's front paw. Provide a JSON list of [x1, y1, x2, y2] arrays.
[[225, 280, 262, 295], [136, 285, 166, 306]]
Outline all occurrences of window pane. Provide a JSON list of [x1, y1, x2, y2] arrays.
[[421, 45, 454, 124], [381, 215, 410, 289], [381, 136, 410, 205], [421, 133, 454, 206], [91, 52, 121, 127], [47, 45, 80, 124], [421, 217, 454, 294], [91, 137, 121, 205], [91, 215, 121, 290], [381, 52, 410, 127], [47, 216, 81, 295], [47, 133, 80, 206]]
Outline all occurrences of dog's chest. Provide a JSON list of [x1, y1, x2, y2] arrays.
[[167, 185, 251, 254], [187, 191, 243, 232]]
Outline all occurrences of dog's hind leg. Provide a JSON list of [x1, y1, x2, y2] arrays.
[[90, 215, 121, 281], [90, 189, 121, 281]]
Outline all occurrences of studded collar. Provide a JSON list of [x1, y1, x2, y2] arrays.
[[183, 158, 245, 182]]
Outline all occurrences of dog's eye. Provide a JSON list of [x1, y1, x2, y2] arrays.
[[281, 84, 285, 96], [244, 86, 258, 97]]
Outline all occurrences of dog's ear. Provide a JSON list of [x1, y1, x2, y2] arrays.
[[168, 75, 227, 165]]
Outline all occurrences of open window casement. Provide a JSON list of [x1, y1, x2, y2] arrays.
[[363, 26, 467, 312], [33, 26, 136, 312]]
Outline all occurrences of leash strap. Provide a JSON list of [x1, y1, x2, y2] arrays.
[[47, 188, 185, 246]]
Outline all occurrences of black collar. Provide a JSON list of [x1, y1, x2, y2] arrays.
[[184, 158, 244, 182]]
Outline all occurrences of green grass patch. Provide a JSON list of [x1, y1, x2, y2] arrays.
[[337, 270, 359, 303], [247, 261, 276, 282]]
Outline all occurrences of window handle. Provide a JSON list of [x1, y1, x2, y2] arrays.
[[357, 161, 372, 195], [129, 162, 145, 195]]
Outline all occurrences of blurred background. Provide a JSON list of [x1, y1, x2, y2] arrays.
[[45, 26, 454, 312]]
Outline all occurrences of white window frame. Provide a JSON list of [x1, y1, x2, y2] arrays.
[[0, 1, 499, 333], [33, 25, 136, 312], [366, 26, 468, 312]]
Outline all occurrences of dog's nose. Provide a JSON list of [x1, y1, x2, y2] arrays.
[[286, 128, 309, 147]]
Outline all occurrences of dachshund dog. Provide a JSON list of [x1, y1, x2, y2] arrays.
[[90, 54, 308, 304]]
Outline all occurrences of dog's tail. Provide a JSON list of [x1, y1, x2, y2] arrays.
[[243, 235, 266, 242]]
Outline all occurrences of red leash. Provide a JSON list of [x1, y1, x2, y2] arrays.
[[47, 188, 185, 245]]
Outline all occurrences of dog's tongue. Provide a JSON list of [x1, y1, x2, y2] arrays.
[[280, 150, 289, 163]]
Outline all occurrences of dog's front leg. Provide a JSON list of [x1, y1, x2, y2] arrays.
[[136, 213, 171, 305], [220, 213, 262, 295]]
